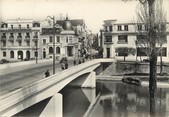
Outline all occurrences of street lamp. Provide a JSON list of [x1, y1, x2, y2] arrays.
[[47, 16, 56, 74], [35, 32, 38, 64]]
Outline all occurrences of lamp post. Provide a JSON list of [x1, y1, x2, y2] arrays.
[[47, 16, 56, 74], [34, 32, 38, 64]]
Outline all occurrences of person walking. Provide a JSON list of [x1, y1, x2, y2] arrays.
[[78, 60, 81, 64], [65, 62, 68, 69], [73, 59, 76, 66], [45, 70, 50, 77], [61, 63, 64, 70]]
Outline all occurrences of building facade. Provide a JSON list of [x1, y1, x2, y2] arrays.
[[41, 16, 86, 59], [0, 19, 41, 61], [101, 19, 169, 62]]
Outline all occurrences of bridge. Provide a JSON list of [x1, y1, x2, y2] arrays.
[[0, 59, 114, 117]]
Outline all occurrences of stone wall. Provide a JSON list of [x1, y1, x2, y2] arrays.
[[101, 62, 169, 75]]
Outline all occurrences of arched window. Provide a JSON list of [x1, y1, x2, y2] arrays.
[[10, 51, 14, 58], [49, 47, 53, 54], [56, 47, 60, 54]]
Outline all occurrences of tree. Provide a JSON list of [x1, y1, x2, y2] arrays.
[[115, 47, 136, 61], [136, 0, 167, 75], [123, 0, 167, 116]]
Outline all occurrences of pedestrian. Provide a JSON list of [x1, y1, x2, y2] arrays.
[[61, 63, 64, 70], [82, 58, 85, 63], [45, 69, 50, 77], [65, 62, 68, 69], [73, 59, 76, 66], [78, 60, 81, 64]]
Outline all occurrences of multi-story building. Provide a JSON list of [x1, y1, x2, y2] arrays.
[[0, 18, 41, 60], [101, 19, 169, 62], [41, 16, 86, 59]]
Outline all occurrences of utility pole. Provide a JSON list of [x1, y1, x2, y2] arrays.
[[48, 16, 56, 74]]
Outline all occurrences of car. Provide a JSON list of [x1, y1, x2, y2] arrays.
[[0, 59, 9, 64], [143, 59, 150, 62], [24, 58, 29, 61]]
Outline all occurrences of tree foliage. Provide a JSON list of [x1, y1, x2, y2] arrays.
[[135, 0, 167, 57]]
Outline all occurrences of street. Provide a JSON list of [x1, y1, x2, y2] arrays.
[[0, 60, 74, 96]]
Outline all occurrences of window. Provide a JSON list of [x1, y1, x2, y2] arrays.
[[105, 36, 112, 42], [34, 41, 37, 46], [26, 41, 30, 46], [19, 25, 21, 29], [18, 33, 22, 38], [137, 48, 148, 56], [57, 36, 60, 43], [137, 25, 142, 30], [109, 26, 112, 31], [10, 33, 14, 38], [35, 52, 38, 57], [66, 36, 68, 42], [124, 25, 128, 31], [10, 51, 14, 58], [11, 25, 13, 29], [3, 52, 6, 57], [157, 47, 167, 57], [118, 35, 128, 44], [69, 36, 72, 43], [33, 22, 40, 27], [27, 24, 29, 29], [26, 33, 30, 38], [56, 47, 60, 54], [2, 33, 6, 38], [43, 39, 46, 44], [18, 41, 22, 46], [10, 40, 14, 46], [49, 36, 53, 43], [2, 41, 6, 47], [49, 47, 53, 54], [118, 25, 122, 31]]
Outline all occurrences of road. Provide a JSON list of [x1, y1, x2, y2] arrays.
[[0, 60, 74, 96]]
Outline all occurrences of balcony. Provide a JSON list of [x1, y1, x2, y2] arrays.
[[1, 36, 6, 40], [8, 27, 31, 31], [25, 36, 30, 41], [16, 36, 22, 41], [8, 36, 14, 41]]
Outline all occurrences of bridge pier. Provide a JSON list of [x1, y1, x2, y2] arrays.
[[39, 93, 62, 117], [69, 71, 96, 88]]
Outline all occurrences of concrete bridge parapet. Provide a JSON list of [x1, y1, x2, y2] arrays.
[[0, 59, 114, 116]]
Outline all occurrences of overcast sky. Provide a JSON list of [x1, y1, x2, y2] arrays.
[[0, 0, 169, 33]]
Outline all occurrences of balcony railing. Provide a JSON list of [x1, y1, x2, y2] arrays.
[[1, 36, 6, 39], [117, 41, 128, 44], [16, 36, 22, 41], [8, 27, 31, 31], [8, 36, 14, 40]]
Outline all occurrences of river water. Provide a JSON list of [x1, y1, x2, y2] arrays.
[[13, 80, 169, 117], [61, 80, 169, 117]]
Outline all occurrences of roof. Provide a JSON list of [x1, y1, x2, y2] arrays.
[[56, 19, 84, 27], [41, 28, 61, 35]]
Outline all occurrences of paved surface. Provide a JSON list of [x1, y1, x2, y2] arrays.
[[0, 59, 76, 96]]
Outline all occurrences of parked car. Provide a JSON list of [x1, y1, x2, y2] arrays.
[[24, 58, 29, 61], [143, 58, 150, 62], [0, 59, 9, 64]]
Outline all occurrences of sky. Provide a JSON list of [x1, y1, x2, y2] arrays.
[[0, 0, 169, 33]]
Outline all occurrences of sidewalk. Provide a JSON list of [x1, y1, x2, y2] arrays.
[[0, 59, 58, 75]]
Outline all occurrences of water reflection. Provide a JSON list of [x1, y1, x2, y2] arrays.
[[89, 81, 169, 117], [60, 87, 95, 117]]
